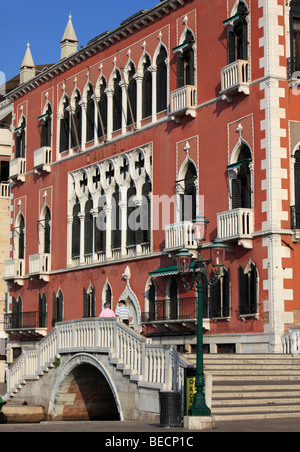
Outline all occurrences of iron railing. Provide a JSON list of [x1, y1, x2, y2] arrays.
[[4, 311, 46, 330]]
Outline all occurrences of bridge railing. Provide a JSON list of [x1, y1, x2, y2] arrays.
[[282, 327, 300, 354], [7, 318, 189, 395]]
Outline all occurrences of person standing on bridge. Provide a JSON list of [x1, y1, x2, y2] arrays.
[[99, 302, 116, 318], [115, 300, 133, 326]]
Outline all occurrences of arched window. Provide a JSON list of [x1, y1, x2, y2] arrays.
[[16, 117, 26, 158], [84, 195, 93, 256], [231, 144, 252, 209], [211, 268, 230, 318], [98, 79, 107, 139], [127, 62, 137, 126], [142, 55, 152, 119], [18, 214, 25, 260], [95, 190, 106, 254], [177, 29, 195, 88], [111, 186, 121, 250], [140, 176, 152, 244], [228, 1, 249, 64], [12, 296, 22, 328], [113, 70, 122, 131], [39, 293, 47, 328], [127, 181, 137, 247], [72, 198, 80, 259], [181, 161, 197, 222], [239, 262, 258, 316], [86, 84, 95, 143], [71, 90, 82, 148], [156, 46, 168, 113], [52, 290, 63, 326], [41, 104, 52, 148], [105, 283, 112, 306], [83, 285, 95, 318], [60, 96, 70, 153], [44, 206, 51, 254]]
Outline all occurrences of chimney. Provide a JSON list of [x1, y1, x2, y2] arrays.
[[20, 43, 36, 84], [60, 14, 78, 59]]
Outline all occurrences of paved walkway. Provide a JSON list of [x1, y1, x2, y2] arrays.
[[0, 418, 299, 432]]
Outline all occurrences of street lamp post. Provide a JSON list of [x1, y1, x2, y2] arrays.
[[176, 213, 227, 421]]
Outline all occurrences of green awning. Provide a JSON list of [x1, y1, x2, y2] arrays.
[[38, 112, 50, 121], [227, 158, 251, 170], [172, 40, 194, 53], [223, 11, 248, 26], [150, 262, 197, 277]]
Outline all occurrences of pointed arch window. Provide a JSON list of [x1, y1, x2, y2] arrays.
[[12, 296, 23, 328], [40, 104, 52, 148], [239, 262, 258, 316], [140, 176, 152, 244], [180, 161, 197, 222], [86, 84, 95, 143], [228, 1, 249, 64], [52, 290, 64, 326], [211, 268, 230, 318], [16, 117, 26, 158], [39, 293, 47, 328], [43, 206, 51, 254], [84, 195, 93, 256], [95, 190, 106, 254], [112, 186, 121, 250], [71, 90, 82, 148], [113, 70, 122, 131], [60, 96, 70, 153], [156, 46, 168, 113], [18, 214, 25, 260], [105, 283, 112, 306], [83, 285, 95, 318], [231, 144, 252, 209], [72, 197, 81, 259], [98, 79, 107, 139], [127, 62, 137, 126], [142, 54, 152, 119], [127, 181, 137, 247], [177, 29, 195, 88]]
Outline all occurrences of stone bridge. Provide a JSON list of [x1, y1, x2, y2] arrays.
[[6, 318, 189, 422]]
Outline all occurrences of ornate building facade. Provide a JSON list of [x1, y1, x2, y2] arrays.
[[4, 0, 300, 359]]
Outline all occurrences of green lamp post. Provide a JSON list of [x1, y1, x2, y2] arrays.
[[176, 213, 227, 417]]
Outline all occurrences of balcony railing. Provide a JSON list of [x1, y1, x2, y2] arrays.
[[33, 146, 52, 174], [287, 57, 300, 79], [28, 253, 51, 281], [142, 297, 199, 323], [4, 258, 25, 284], [217, 208, 254, 246], [9, 158, 26, 183], [220, 60, 250, 101], [170, 85, 196, 121], [4, 311, 47, 331], [164, 221, 198, 253]]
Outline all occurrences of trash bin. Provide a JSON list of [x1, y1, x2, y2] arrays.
[[159, 391, 182, 427]]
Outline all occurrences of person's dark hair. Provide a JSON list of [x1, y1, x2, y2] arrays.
[[104, 302, 111, 308], [119, 300, 126, 305]]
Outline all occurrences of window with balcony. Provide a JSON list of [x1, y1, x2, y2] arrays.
[[177, 29, 195, 88], [18, 214, 25, 260], [60, 95, 70, 153], [231, 144, 252, 210], [15, 117, 26, 159], [40, 104, 52, 148], [228, 2, 248, 64], [180, 161, 197, 222]]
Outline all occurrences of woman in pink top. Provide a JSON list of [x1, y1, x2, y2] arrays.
[[99, 302, 116, 317]]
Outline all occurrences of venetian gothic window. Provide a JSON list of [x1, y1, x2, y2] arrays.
[[211, 268, 231, 318], [177, 29, 195, 88], [71, 89, 82, 148], [239, 262, 258, 316], [60, 95, 70, 153], [113, 70, 122, 131], [156, 46, 168, 113], [38, 293, 47, 328], [40, 104, 52, 148], [98, 78, 107, 139], [72, 197, 81, 259], [86, 83, 95, 143], [228, 1, 249, 63], [17, 214, 25, 260], [83, 285, 95, 318], [126, 62, 137, 126], [52, 290, 64, 326], [15, 117, 26, 158], [142, 54, 152, 119], [12, 296, 22, 328], [231, 143, 252, 209], [180, 161, 197, 222]]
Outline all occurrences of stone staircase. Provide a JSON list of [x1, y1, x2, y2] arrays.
[[183, 353, 300, 421]]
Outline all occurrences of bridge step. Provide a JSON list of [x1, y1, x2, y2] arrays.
[[182, 353, 300, 421]]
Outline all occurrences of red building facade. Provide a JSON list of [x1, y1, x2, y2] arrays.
[[4, 0, 300, 357]]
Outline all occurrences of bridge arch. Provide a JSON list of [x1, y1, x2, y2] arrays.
[[48, 353, 123, 421]]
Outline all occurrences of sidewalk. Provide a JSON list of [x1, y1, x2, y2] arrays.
[[0, 418, 299, 432]]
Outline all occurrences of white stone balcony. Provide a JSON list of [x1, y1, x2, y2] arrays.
[[217, 208, 254, 249], [33, 146, 52, 174], [164, 221, 198, 256], [170, 85, 196, 122], [4, 258, 25, 285], [9, 158, 26, 183], [28, 253, 51, 282], [220, 60, 250, 102]]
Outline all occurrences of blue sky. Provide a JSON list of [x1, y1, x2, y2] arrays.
[[1, 0, 160, 81]]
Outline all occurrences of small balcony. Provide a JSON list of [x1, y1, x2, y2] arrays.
[[220, 60, 250, 103], [164, 221, 198, 257], [28, 253, 51, 282], [34, 146, 52, 175], [217, 208, 254, 249], [4, 311, 47, 339], [170, 85, 196, 122], [4, 258, 25, 285], [9, 158, 26, 183]]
